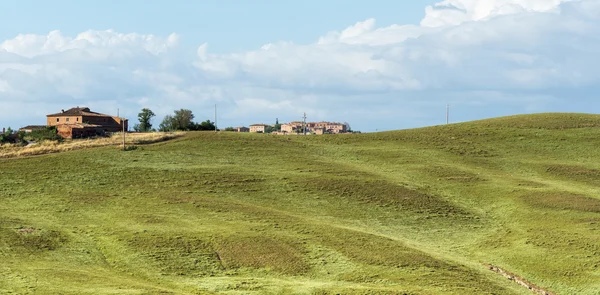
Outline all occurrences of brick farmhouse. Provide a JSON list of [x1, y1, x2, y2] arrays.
[[45, 107, 128, 139]]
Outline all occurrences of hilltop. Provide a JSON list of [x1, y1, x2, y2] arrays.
[[1, 113, 599, 294]]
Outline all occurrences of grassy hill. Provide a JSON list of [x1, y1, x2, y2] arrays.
[[1, 113, 599, 294]]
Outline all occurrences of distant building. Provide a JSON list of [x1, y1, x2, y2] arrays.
[[235, 126, 250, 132], [46, 107, 128, 139], [326, 122, 347, 134], [249, 124, 269, 133], [313, 127, 326, 135], [281, 123, 301, 134], [18, 125, 47, 133]]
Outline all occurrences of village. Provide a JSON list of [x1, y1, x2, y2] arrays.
[[2, 107, 353, 142], [236, 120, 350, 135]]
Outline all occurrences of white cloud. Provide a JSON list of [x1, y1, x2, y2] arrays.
[[0, 0, 599, 131], [421, 0, 573, 27]]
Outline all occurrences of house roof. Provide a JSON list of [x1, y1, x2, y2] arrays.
[[19, 125, 47, 131], [47, 107, 118, 118], [250, 124, 269, 126]]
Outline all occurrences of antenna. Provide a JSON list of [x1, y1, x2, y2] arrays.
[[215, 104, 217, 132], [303, 112, 307, 135], [446, 104, 449, 125]]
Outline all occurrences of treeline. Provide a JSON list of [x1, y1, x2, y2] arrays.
[[134, 108, 216, 132]]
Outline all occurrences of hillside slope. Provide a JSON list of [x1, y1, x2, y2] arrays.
[[1, 113, 599, 294]]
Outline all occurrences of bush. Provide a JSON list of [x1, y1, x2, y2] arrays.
[[0, 127, 25, 144], [25, 127, 62, 142]]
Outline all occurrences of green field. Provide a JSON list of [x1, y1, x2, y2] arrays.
[[1, 113, 600, 294]]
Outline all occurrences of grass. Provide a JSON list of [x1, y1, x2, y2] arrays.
[[0, 131, 184, 158], [1, 113, 600, 294]]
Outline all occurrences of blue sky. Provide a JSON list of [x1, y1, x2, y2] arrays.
[[1, 0, 599, 132], [0, 0, 434, 53]]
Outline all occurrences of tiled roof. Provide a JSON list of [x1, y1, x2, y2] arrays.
[[47, 107, 115, 118], [19, 125, 47, 130]]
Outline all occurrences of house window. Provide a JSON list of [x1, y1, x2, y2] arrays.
[[66, 118, 70, 122], [56, 118, 59, 122], [77, 118, 79, 122]]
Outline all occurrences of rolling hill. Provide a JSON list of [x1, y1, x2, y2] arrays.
[[1, 113, 599, 294]]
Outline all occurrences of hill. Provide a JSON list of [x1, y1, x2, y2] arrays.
[[1, 113, 599, 294]]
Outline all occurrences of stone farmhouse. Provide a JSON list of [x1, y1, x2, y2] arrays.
[[43, 107, 128, 139]]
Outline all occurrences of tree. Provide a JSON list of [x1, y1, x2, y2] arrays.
[[159, 109, 195, 131], [159, 115, 176, 132], [343, 122, 352, 133], [224, 127, 235, 131], [190, 119, 216, 131], [173, 109, 195, 130], [136, 108, 156, 132]]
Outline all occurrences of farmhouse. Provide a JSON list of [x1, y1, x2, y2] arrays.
[[46, 107, 128, 139], [249, 124, 269, 133]]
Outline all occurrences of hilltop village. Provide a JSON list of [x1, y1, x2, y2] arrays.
[[236, 121, 350, 135]]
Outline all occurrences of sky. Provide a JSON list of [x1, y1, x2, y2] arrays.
[[0, 0, 599, 132]]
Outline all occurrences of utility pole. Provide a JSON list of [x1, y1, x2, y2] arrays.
[[122, 115, 126, 151], [215, 104, 217, 132], [303, 112, 307, 135], [446, 104, 449, 125]]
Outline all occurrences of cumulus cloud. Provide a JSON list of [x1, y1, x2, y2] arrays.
[[421, 0, 572, 27], [0, 0, 599, 131]]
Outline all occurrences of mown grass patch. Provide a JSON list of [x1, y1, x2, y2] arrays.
[[293, 177, 472, 218], [214, 235, 310, 275], [420, 165, 486, 183], [313, 227, 444, 269], [545, 164, 600, 185], [521, 191, 600, 213], [310, 227, 515, 294], [1, 226, 68, 252], [128, 233, 223, 276]]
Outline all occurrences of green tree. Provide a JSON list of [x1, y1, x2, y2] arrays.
[[159, 115, 176, 132], [173, 109, 195, 130], [159, 109, 196, 131], [135, 108, 156, 132], [190, 120, 216, 131]]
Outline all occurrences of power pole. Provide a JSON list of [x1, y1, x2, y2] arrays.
[[215, 104, 217, 132], [122, 115, 126, 151], [303, 112, 307, 135], [446, 104, 449, 125]]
